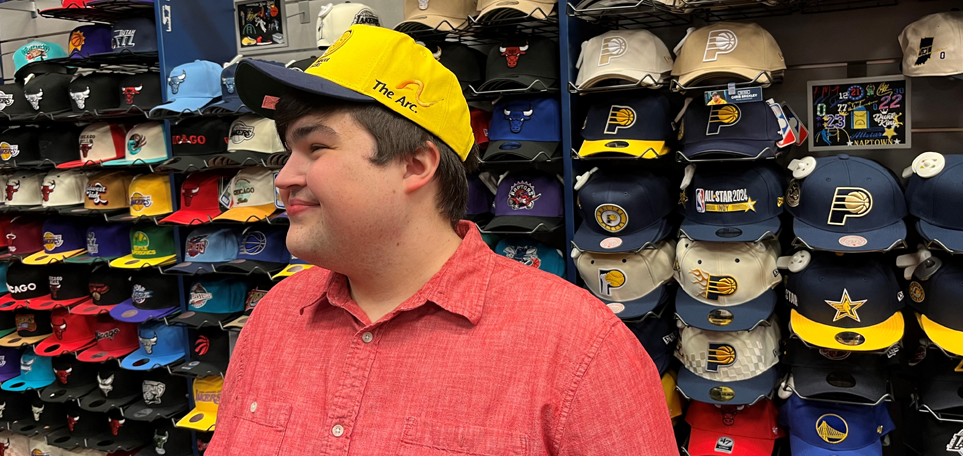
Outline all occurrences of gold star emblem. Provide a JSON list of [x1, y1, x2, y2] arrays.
[[826, 289, 866, 322], [744, 197, 756, 212]]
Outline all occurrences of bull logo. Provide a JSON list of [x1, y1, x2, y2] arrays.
[[182, 182, 201, 207], [168, 71, 187, 94], [70, 86, 91, 110], [222, 77, 235, 94], [690, 269, 738, 300], [140, 332, 158, 354], [25, 89, 42, 110], [507, 181, 541, 211], [706, 343, 737, 372], [55, 367, 71, 384], [67, 414, 79, 431], [4, 180, 17, 201], [500, 42, 529, 68], [828, 187, 872, 226], [41, 179, 55, 202], [98, 373, 114, 396], [143, 380, 166, 405], [80, 142, 93, 159], [52, 320, 67, 340], [109, 417, 125, 436], [502, 245, 540, 269], [128, 134, 147, 155], [0, 91, 14, 111], [503, 105, 533, 134], [121, 85, 143, 105], [32, 404, 43, 421], [703, 29, 738, 62], [155, 430, 169, 454]]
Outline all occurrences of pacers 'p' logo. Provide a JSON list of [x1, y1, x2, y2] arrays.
[[706, 343, 737, 372], [707, 104, 740, 135], [598, 36, 627, 66], [598, 269, 625, 297], [604, 105, 636, 134], [703, 29, 738, 62], [691, 269, 738, 300], [828, 187, 872, 226]]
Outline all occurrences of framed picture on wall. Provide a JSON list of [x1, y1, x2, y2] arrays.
[[233, 0, 289, 52], [807, 75, 912, 151]]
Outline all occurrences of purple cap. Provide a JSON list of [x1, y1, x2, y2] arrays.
[[483, 171, 563, 232], [67, 25, 112, 59], [108, 273, 179, 323], [466, 174, 494, 224], [64, 224, 131, 264], [0, 347, 21, 382]]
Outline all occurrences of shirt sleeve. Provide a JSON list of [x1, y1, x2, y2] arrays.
[[555, 321, 679, 456], [205, 314, 256, 454]]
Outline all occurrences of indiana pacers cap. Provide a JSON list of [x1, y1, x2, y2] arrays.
[[576, 30, 674, 89], [0, 82, 30, 119], [0, 127, 42, 168], [21, 73, 73, 118], [165, 227, 240, 275], [905, 153, 963, 252], [100, 122, 169, 167], [674, 239, 780, 331], [172, 327, 231, 378], [65, 224, 130, 264], [685, 399, 784, 456], [33, 308, 93, 355], [37, 125, 83, 167], [914, 348, 963, 413], [574, 239, 674, 319], [435, 43, 486, 93], [484, 97, 560, 162], [107, 17, 158, 56], [476, 0, 555, 20], [786, 155, 907, 252], [174, 278, 246, 328], [235, 25, 475, 162], [899, 12, 963, 78], [108, 72, 163, 113], [785, 252, 904, 352], [161, 117, 233, 173], [911, 256, 963, 356], [150, 60, 222, 116], [272, 255, 314, 280], [218, 226, 290, 276], [58, 122, 126, 169], [209, 115, 285, 167], [317, 2, 380, 47], [202, 63, 250, 115], [213, 167, 279, 223], [37, 169, 87, 210], [13, 41, 67, 79], [0, 263, 49, 311], [484, 171, 563, 233], [108, 225, 177, 270], [672, 22, 785, 88], [39, 356, 98, 402], [679, 162, 786, 242], [0, 310, 52, 347], [675, 319, 781, 405], [65, 24, 112, 59], [109, 174, 174, 221], [28, 263, 93, 311], [120, 320, 188, 370], [22, 218, 87, 265], [578, 94, 673, 159], [495, 238, 565, 277], [73, 266, 133, 316], [78, 364, 144, 412], [784, 339, 891, 404], [0, 217, 44, 259], [394, 0, 475, 32], [76, 315, 139, 361], [479, 36, 558, 91], [623, 310, 678, 375], [680, 101, 781, 161], [0, 348, 54, 391], [573, 170, 673, 252], [125, 370, 189, 422], [2, 172, 42, 207], [779, 395, 894, 456], [67, 73, 123, 114]]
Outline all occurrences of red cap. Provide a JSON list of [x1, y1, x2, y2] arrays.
[[685, 399, 785, 456], [76, 315, 139, 362], [159, 170, 234, 225], [57, 124, 126, 169], [0, 218, 44, 259], [35, 308, 96, 356], [39, 0, 89, 13], [470, 108, 492, 150], [0, 216, 12, 248]]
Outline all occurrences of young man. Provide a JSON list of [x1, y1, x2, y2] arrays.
[[207, 25, 676, 455]]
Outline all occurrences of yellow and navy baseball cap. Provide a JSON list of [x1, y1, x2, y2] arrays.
[[233, 25, 474, 162]]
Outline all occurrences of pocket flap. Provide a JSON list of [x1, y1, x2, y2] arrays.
[[401, 417, 531, 456]]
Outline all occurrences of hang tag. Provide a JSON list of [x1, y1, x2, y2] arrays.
[[780, 102, 808, 146], [766, 99, 796, 148], [680, 164, 696, 191], [219, 179, 234, 209], [574, 167, 599, 191], [704, 87, 762, 105]]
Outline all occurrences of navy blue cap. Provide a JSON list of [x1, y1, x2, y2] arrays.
[[913, 347, 963, 413], [623, 309, 677, 376], [906, 154, 963, 252], [574, 170, 674, 253], [164, 227, 239, 275], [779, 395, 894, 456], [784, 339, 891, 405], [202, 62, 250, 115], [107, 18, 157, 55], [680, 101, 781, 161], [679, 163, 786, 242], [577, 94, 673, 159], [911, 256, 963, 356], [465, 174, 494, 224], [787, 155, 907, 252], [67, 25, 112, 59], [483, 96, 560, 162], [64, 224, 130, 264], [217, 226, 290, 275]]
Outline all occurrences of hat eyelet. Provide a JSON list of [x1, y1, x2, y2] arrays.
[[734, 258, 740, 263], [697, 260, 702, 264]]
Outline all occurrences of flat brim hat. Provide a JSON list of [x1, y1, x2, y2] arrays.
[[476, 74, 558, 92], [573, 217, 671, 253], [915, 219, 963, 253], [791, 218, 907, 253], [483, 215, 564, 233], [154, 156, 215, 174], [394, 14, 469, 32], [216, 260, 286, 276], [224, 315, 248, 329], [201, 97, 249, 114], [677, 67, 776, 90], [0, 331, 49, 347], [21, 248, 86, 265], [681, 137, 780, 162], [158, 206, 222, 225], [120, 346, 184, 371], [76, 342, 137, 362], [790, 309, 904, 352], [71, 301, 118, 316], [171, 359, 228, 377], [785, 340, 889, 404], [271, 262, 314, 280], [212, 203, 278, 223], [78, 389, 140, 413], [919, 314, 963, 357], [0, 294, 31, 311], [477, 0, 555, 20], [676, 288, 777, 332], [577, 139, 669, 159], [172, 311, 242, 328], [483, 140, 560, 162], [26, 294, 91, 311], [1, 371, 53, 391], [108, 254, 177, 270], [175, 407, 216, 432], [125, 400, 188, 422], [164, 262, 223, 275], [679, 215, 782, 243], [676, 365, 778, 406], [39, 381, 96, 403], [109, 299, 177, 323], [46, 429, 87, 450], [150, 97, 219, 117]]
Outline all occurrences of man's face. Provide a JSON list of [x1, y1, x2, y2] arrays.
[[712, 93, 721, 101]]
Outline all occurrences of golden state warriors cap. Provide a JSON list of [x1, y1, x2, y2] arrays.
[[234, 25, 474, 162], [899, 12, 963, 78], [573, 239, 674, 319], [672, 22, 786, 88], [778, 395, 895, 456], [575, 30, 674, 89]]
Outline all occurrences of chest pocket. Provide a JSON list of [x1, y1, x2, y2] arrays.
[[226, 393, 293, 456], [398, 417, 534, 456]]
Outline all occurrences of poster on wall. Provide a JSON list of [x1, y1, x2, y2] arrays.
[[807, 75, 911, 151], [234, 0, 288, 51]]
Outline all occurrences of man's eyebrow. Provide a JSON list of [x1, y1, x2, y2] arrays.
[[287, 122, 339, 145]]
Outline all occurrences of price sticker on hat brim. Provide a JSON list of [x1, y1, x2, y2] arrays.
[[600, 237, 623, 250], [838, 235, 868, 248]]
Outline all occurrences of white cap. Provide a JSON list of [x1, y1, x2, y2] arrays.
[[675, 319, 781, 381], [574, 239, 674, 318], [576, 30, 674, 89], [674, 239, 780, 306], [317, 3, 381, 48], [227, 115, 284, 155], [899, 12, 963, 78], [103, 122, 169, 166], [4, 172, 42, 206], [213, 167, 279, 222], [40, 169, 87, 207], [69, 122, 126, 167]]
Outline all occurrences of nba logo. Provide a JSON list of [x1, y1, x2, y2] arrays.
[[696, 189, 706, 213], [707, 343, 737, 372]]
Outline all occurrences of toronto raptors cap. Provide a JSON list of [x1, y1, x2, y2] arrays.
[[394, 0, 475, 32], [160, 171, 233, 225], [21, 218, 87, 265], [37, 125, 83, 167], [217, 226, 290, 276], [101, 122, 169, 166], [65, 224, 131, 265], [160, 117, 233, 173], [465, 173, 494, 225], [0, 127, 42, 168], [317, 2, 381, 47], [209, 115, 285, 167], [39, 356, 97, 402], [0, 82, 30, 119], [76, 314, 139, 361], [1, 172, 43, 208], [899, 12, 963, 78], [622, 309, 678, 375], [58, 122, 126, 169], [484, 96, 560, 162], [577, 94, 673, 159], [201, 62, 250, 114], [28, 263, 93, 311], [107, 72, 163, 113], [172, 327, 230, 377], [0, 347, 54, 391], [476, 0, 556, 21], [174, 278, 246, 328], [784, 339, 891, 404], [672, 22, 786, 88], [150, 60, 222, 116], [165, 227, 240, 275], [0, 346, 21, 381], [65, 24, 112, 59], [679, 101, 782, 161], [124, 370, 189, 422], [675, 318, 781, 405], [685, 399, 784, 456], [575, 30, 674, 89], [9, 399, 66, 435], [46, 406, 105, 450], [108, 173, 174, 221], [785, 252, 904, 352], [574, 239, 674, 319], [679, 162, 786, 242], [910, 256, 963, 356], [105, 17, 158, 56], [0, 217, 44, 259], [778, 395, 894, 456], [786, 155, 907, 252], [484, 171, 563, 233], [435, 43, 486, 93], [88, 407, 152, 452], [905, 153, 963, 253], [0, 262, 50, 311], [66, 73, 123, 114], [175, 375, 222, 431], [478, 36, 559, 91], [573, 170, 673, 253], [495, 238, 565, 277], [120, 321, 188, 370], [20, 73, 73, 119], [914, 348, 963, 414], [213, 167, 280, 223], [271, 254, 314, 280], [35, 169, 87, 210], [78, 364, 143, 412], [136, 421, 194, 456], [109, 273, 179, 323]]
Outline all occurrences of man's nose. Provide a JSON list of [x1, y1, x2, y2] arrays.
[[275, 151, 309, 190]]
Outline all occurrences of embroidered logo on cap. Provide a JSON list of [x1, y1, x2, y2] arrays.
[[195, 335, 210, 355], [501, 245, 541, 269], [598, 268, 625, 296], [25, 90, 42, 111], [189, 283, 213, 308], [500, 42, 528, 68], [132, 284, 152, 305], [4, 179, 18, 201], [132, 231, 156, 257], [946, 429, 963, 455], [815, 414, 848, 444], [240, 231, 267, 255], [604, 105, 636, 134], [828, 187, 872, 226], [825, 289, 865, 322], [95, 327, 119, 341], [143, 380, 165, 405], [98, 373, 114, 395], [222, 77, 235, 94], [121, 85, 142, 105], [690, 269, 738, 300], [128, 134, 146, 155], [704, 29, 738, 62], [70, 87, 91, 110], [0, 142, 19, 161], [503, 105, 532, 133], [43, 232, 64, 251], [598, 36, 627, 66], [707, 105, 741, 135], [0, 91, 14, 111], [706, 343, 737, 372], [16, 314, 37, 332], [507, 181, 540, 211], [229, 122, 255, 144], [696, 188, 756, 213], [79, 134, 95, 159], [130, 192, 153, 211], [86, 182, 109, 205], [49, 276, 62, 300], [234, 179, 255, 205], [168, 71, 187, 94], [186, 235, 209, 258], [139, 331, 157, 354]]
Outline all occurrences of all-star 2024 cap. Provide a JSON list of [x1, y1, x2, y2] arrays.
[[317, 2, 380, 47], [109, 273, 180, 323], [102, 122, 169, 166], [213, 167, 279, 223], [899, 12, 963, 78], [910, 256, 963, 357], [58, 122, 126, 169], [160, 171, 233, 225], [484, 97, 560, 162], [905, 153, 963, 252], [578, 94, 674, 159], [484, 171, 563, 233], [76, 314, 139, 361], [576, 30, 674, 89], [784, 338, 892, 405], [574, 239, 674, 319], [779, 395, 894, 456], [680, 101, 782, 161], [672, 22, 786, 88], [165, 227, 239, 275], [685, 399, 784, 456], [787, 155, 907, 252], [109, 174, 174, 221], [573, 170, 674, 252], [151, 60, 222, 116], [120, 321, 187, 370], [22, 218, 87, 265], [176, 375, 221, 431], [478, 36, 559, 91], [394, 0, 475, 32]]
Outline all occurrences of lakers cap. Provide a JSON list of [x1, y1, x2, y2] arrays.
[[675, 318, 781, 405], [317, 2, 380, 47], [899, 12, 963, 78], [778, 395, 894, 456], [577, 94, 673, 159], [574, 170, 674, 253], [674, 239, 781, 331], [573, 239, 674, 319], [108, 174, 173, 222], [785, 252, 904, 352], [207, 115, 285, 167], [905, 153, 963, 253], [176, 375, 222, 432], [234, 25, 474, 162], [22, 218, 87, 265], [576, 30, 673, 89], [394, 0, 475, 32], [911, 255, 963, 357], [672, 22, 786, 88]]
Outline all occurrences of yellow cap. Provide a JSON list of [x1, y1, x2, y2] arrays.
[[234, 25, 474, 161], [662, 370, 684, 420], [789, 309, 904, 352], [111, 174, 173, 221], [919, 313, 963, 357], [176, 376, 222, 432], [271, 262, 315, 280]]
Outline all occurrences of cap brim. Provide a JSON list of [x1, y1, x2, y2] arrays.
[[102, 156, 168, 167], [224, 315, 248, 329], [207, 151, 277, 167], [212, 204, 277, 223], [163, 262, 222, 275], [57, 157, 123, 169], [109, 300, 178, 323], [687, 427, 776, 456], [920, 377, 963, 411], [159, 209, 222, 225], [477, 1, 555, 20], [70, 302, 118, 316], [39, 383, 97, 402], [108, 254, 177, 269], [573, 218, 670, 253], [476, 74, 558, 92], [120, 347, 186, 370], [679, 216, 781, 243], [577, 70, 667, 90], [577, 139, 669, 159], [791, 366, 888, 404], [171, 359, 228, 377], [108, 212, 173, 223], [88, 432, 148, 452], [675, 289, 776, 331], [788, 434, 881, 456], [0, 373, 54, 391], [216, 260, 286, 276], [677, 67, 776, 89], [599, 283, 669, 320], [393, 15, 469, 32], [0, 295, 29, 311], [920, 314, 963, 357], [63, 253, 121, 264], [681, 139, 778, 161], [21, 249, 86, 265], [789, 309, 904, 352], [202, 97, 249, 115], [78, 390, 140, 412], [46, 429, 87, 449], [26, 295, 91, 311], [76, 343, 138, 362], [483, 215, 563, 233], [676, 365, 778, 405], [791, 218, 907, 253], [483, 141, 560, 162], [172, 311, 241, 328], [126, 400, 188, 421], [155, 156, 215, 174], [235, 59, 375, 119], [0, 332, 50, 347], [271, 263, 314, 280], [34, 335, 95, 356], [175, 408, 217, 431], [149, 97, 217, 116], [916, 219, 963, 253]]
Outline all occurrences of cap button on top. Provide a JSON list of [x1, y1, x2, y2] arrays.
[[838, 154, 850, 160]]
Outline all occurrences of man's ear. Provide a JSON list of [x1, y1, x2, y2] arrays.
[[402, 141, 441, 194]]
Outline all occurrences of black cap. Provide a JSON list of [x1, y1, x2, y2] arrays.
[[88, 407, 152, 452], [20, 73, 73, 118], [67, 72, 124, 114], [436, 43, 485, 93], [288, 56, 317, 72], [39, 355, 98, 403], [136, 421, 194, 456], [171, 327, 229, 377], [79, 365, 144, 413], [107, 72, 163, 113], [159, 117, 232, 173], [0, 127, 43, 168], [904, 409, 963, 456], [784, 338, 892, 404], [915, 347, 963, 414], [74, 264, 132, 315], [46, 405, 107, 450], [38, 125, 83, 167], [125, 370, 189, 421], [129, 273, 180, 312], [478, 36, 559, 91], [0, 262, 51, 311], [0, 388, 34, 426], [0, 83, 30, 119], [10, 399, 66, 435], [15, 62, 70, 83], [623, 305, 677, 376], [44, 262, 93, 305]]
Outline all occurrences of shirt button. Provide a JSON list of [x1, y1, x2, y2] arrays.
[[250, 402, 257, 413], [361, 332, 373, 343], [332, 424, 345, 437]]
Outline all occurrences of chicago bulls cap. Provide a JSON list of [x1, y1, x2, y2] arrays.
[[573, 169, 674, 253], [679, 101, 782, 161], [120, 321, 188, 370], [0, 217, 44, 258], [685, 399, 784, 456], [672, 22, 785, 88], [906, 153, 963, 253], [784, 339, 891, 405], [21, 218, 87, 265], [66, 73, 123, 114], [0, 263, 50, 311], [484, 171, 563, 233], [495, 238, 564, 277], [217, 226, 290, 276], [46, 406, 105, 451], [172, 327, 230, 377], [76, 314, 139, 361], [20, 73, 73, 119], [909, 255, 963, 356], [1, 172, 43, 208], [58, 122, 126, 169], [35, 169, 87, 210], [900, 12, 963, 78], [575, 30, 674, 90], [271, 254, 314, 280], [574, 239, 674, 319], [0, 347, 54, 391], [78, 364, 144, 412], [28, 263, 93, 311], [107, 72, 163, 113], [623, 309, 678, 375], [106, 17, 158, 56], [779, 395, 894, 456], [174, 278, 246, 328], [0, 82, 30, 119], [159, 117, 233, 173], [9, 399, 66, 435], [578, 94, 674, 159], [39, 356, 97, 402], [65, 224, 131, 265], [0, 127, 42, 168], [435, 43, 486, 93], [0, 347, 21, 381], [785, 252, 904, 352], [484, 96, 560, 162], [37, 125, 83, 167], [109, 273, 179, 323], [0, 387, 33, 426], [675, 318, 781, 405], [108, 225, 177, 270], [394, 0, 475, 32], [787, 155, 907, 252], [65, 24, 113, 59], [213, 167, 280, 222], [124, 370, 189, 421], [150, 60, 222, 116], [108, 174, 174, 222], [160, 171, 233, 225], [136, 421, 194, 456], [478, 36, 559, 91], [208, 116, 286, 167], [88, 407, 152, 452], [202, 62, 250, 115], [176, 376, 221, 431], [13, 41, 67, 80], [165, 227, 240, 275], [101, 122, 169, 166], [465, 174, 494, 225]]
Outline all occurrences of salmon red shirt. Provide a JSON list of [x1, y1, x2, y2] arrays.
[[206, 222, 677, 455]]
